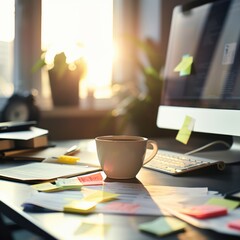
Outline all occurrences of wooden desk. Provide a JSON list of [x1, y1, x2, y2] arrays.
[[0, 139, 240, 240]]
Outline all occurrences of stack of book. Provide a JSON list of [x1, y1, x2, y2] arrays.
[[0, 121, 49, 159]]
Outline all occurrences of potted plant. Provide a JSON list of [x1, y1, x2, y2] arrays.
[[33, 50, 87, 106], [110, 38, 164, 137]]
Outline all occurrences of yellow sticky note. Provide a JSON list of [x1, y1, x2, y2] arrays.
[[83, 190, 119, 203], [31, 182, 60, 192], [64, 200, 97, 214], [176, 116, 195, 144], [180, 65, 191, 76], [174, 55, 193, 76], [206, 197, 240, 210], [139, 217, 186, 236], [32, 182, 82, 192], [57, 155, 79, 164]]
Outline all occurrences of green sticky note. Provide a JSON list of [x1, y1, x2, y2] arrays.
[[176, 116, 195, 144], [206, 197, 240, 210], [139, 217, 186, 236], [174, 55, 193, 76]]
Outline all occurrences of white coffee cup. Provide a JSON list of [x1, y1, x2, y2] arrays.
[[95, 135, 158, 179]]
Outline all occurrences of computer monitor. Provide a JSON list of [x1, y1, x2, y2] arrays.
[[156, 0, 240, 163]]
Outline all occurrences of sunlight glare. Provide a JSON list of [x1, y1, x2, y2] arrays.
[[42, 0, 113, 98], [0, 0, 15, 42]]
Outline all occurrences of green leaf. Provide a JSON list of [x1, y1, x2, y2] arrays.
[[31, 58, 46, 73]]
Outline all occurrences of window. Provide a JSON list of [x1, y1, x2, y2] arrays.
[[0, 0, 157, 106], [0, 0, 114, 102], [0, 0, 14, 98], [41, 0, 114, 99]]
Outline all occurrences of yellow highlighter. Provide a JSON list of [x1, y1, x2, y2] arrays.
[[57, 155, 80, 164], [42, 145, 81, 164]]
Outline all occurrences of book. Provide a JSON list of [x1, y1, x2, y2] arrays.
[[14, 135, 49, 149], [0, 139, 15, 151], [0, 126, 49, 158], [0, 127, 48, 140], [0, 133, 49, 157]]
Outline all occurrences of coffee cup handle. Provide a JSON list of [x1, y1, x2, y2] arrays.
[[143, 140, 158, 165]]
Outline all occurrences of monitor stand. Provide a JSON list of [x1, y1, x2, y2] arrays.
[[195, 136, 240, 164]]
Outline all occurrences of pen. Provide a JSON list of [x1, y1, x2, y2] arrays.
[[42, 145, 82, 164], [65, 145, 80, 155]]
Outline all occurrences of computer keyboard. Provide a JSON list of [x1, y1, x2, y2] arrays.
[[144, 149, 225, 175]]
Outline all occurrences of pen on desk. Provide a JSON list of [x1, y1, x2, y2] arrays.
[[42, 145, 83, 165], [65, 145, 80, 155]]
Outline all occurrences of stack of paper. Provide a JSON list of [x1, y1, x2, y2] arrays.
[[22, 182, 215, 215], [21, 181, 240, 236]]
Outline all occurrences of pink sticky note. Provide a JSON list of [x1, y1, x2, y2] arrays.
[[77, 172, 104, 186], [103, 202, 140, 214], [180, 205, 227, 219], [228, 219, 240, 230]]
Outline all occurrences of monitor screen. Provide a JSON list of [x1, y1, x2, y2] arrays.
[[156, 0, 240, 163]]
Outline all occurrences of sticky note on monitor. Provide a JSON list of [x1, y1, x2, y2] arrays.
[[174, 55, 193, 76], [176, 115, 195, 144]]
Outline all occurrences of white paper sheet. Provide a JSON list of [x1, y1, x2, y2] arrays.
[[22, 182, 213, 216], [22, 182, 240, 236], [0, 162, 100, 181]]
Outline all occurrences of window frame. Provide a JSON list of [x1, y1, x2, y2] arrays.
[[14, 0, 42, 95]]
